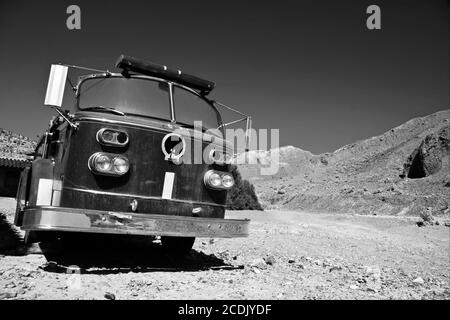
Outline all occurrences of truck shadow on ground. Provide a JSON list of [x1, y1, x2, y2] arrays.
[[0, 210, 243, 274], [37, 234, 241, 274]]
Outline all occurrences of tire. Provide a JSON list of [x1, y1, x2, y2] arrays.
[[24, 231, 59, 244], [161, 236, 195, 256]]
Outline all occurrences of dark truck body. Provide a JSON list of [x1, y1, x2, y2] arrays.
[[14, 57, 249, 243]]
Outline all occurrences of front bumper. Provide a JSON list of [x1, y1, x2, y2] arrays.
[[21, 206, 249, 238]]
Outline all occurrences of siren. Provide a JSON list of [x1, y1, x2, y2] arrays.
[[115, 54, 215, 95]]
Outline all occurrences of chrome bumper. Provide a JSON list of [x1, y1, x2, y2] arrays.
[[21, 206, 249, 238]]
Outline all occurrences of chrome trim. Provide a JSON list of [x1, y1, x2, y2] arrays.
[[21, 206, 249, 238], [168, 82, 175, 123], [62, 186, 225, 208], [76, 115, 177, 133], [161, 132, 186, 161], [96, 128, 129, 147]]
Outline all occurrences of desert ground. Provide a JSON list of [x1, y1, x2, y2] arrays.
[[0, 197, 449, 300]]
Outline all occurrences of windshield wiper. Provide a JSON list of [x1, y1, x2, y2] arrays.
[[83, 106, 125, 116]]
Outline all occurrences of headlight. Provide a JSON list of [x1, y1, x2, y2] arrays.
[[95, 154, 112, 172], [221, 174, 235, 188], [209, 172, 222, 188], [113, 156, 130, 175], [88, 152, 130, 176], [204, 170, 235, 190], [208, 149, 232, 165], [96, 128, 129, 147]]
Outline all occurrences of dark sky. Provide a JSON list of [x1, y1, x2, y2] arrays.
[[0, 0, 448, 154]]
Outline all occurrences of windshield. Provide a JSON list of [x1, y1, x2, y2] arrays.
[[78, 77, 171, 121], [77, 76, 221, 129], [173, 86, 221, 130]]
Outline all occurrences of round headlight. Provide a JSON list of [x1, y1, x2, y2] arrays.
[[208, 149, 231, 165], [95, 154, 112, 171], [102, 130, 115, 143], [113, 157, 129, 175], [222, 174, 235, 188], [209, 173, 222, 187]]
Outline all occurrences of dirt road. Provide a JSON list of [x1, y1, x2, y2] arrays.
[[0, 198, 449, 299]]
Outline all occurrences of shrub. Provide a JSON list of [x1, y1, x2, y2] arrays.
[[226, 165, 263, 210]]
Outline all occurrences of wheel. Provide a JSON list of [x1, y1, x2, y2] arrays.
[[161, 236, 195, 256]]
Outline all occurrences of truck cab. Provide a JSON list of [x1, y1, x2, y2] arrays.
[[14, 55, 250, 255]]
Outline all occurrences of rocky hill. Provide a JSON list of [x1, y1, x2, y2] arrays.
[[0, 128, 36, 160], [238, 110, 450, 216]]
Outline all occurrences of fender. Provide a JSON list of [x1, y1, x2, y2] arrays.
[[14, 166, 30, 226]]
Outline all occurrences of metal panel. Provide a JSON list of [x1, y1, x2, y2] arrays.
[[162, 172, 175, 199], [36, 179, 53, 205], [62, 119, 228, 211], [44, 64, 68, 107]]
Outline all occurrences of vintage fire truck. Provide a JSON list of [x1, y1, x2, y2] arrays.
[[14, 55, 251, 255]]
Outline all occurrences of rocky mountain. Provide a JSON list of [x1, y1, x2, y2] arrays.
[[236, 146, 319, 180], [238, 110, 450, 216]]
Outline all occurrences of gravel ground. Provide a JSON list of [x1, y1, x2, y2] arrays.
[[0, 198, 449, 300]]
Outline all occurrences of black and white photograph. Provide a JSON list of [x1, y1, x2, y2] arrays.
[[0, 0, 449, 306]]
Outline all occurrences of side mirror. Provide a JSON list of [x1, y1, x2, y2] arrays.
[[43, 64, 78, 129], [44, 64, 68, 107]]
